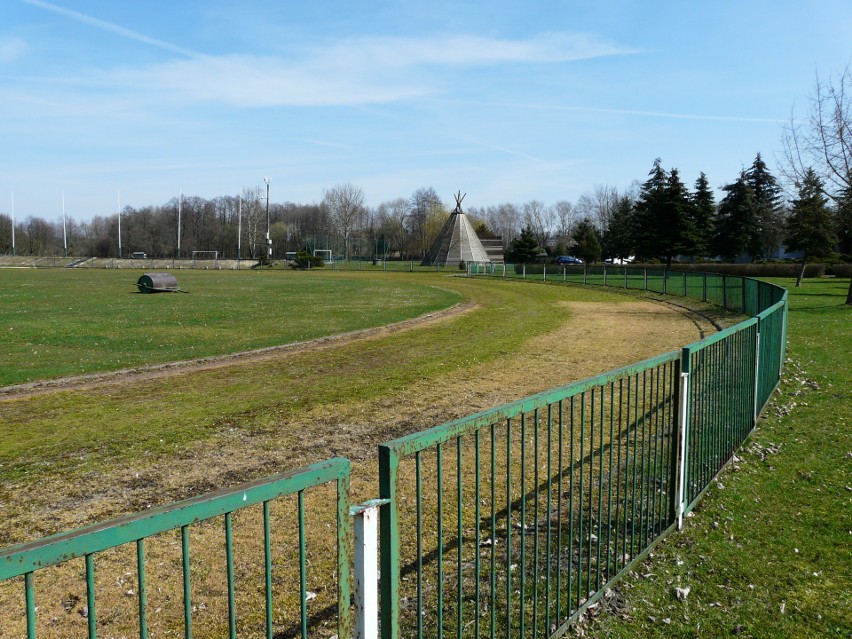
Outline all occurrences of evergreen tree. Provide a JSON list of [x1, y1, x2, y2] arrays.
[[632, 159, 695, 266], [712, 172, 756, 262], [744, 153, 785, 259], [663, 168, 697, 261], [573, 218, 602, 264], [786, 168, 837, 286], [602, 196, 635, 260], [632, 158, 668, 261], [507, 226, 541, 263], [691, 172, 716, 259]]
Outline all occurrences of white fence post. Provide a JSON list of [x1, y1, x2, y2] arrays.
[[677, 369, 690, 530], [353, 501, 383, 639]]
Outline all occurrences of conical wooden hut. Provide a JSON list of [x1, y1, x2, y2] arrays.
[[421, 192, 490, 267]]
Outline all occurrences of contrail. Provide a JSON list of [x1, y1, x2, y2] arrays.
[[21, 0, 205, 58]]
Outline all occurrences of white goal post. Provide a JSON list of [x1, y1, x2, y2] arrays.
[[192, 250, 219, 268], [313, 249, 332, 262]]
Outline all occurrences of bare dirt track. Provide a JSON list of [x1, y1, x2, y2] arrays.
[[0, 293, 726, 546]]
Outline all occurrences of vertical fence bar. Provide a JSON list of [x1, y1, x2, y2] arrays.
[[25, 572, 35, 639], [379, 447, 399, 639], [263, 501, 273, 639], [85, 553, 97, 639], [181, 525, 192, 639], [677, 355, 690, 529], [415, 452, 423, 639], [137, 539, 148, 639], [298, 491, 308, 639], [225, 512, 237, 639], [436, 445, 443, 639]]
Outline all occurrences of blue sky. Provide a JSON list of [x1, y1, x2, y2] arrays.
[[2, 0, 851, 222]]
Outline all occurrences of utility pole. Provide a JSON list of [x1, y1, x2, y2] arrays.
[[264, 177, 271, 260]]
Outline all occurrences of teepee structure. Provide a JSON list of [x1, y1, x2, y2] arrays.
[[421, 192, 490, 267]]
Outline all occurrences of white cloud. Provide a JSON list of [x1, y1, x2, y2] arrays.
[[101, 32, 633, 108]]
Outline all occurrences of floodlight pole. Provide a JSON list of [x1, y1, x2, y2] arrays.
[[237, 193, 242, 260], [61, 192, 68, 258], [117, 188, 122, 258], [177, 189, 182, 259], [264, 177, 271, 260], [10, 192, 15, 257]]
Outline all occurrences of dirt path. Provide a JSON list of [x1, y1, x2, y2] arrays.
[[0, 295, 723, 545], [0, 301, 477, 400]]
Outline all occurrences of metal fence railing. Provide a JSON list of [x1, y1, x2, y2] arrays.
[[378, 352, 682, 639], [0, 458, 352, 639], [0, 265, 787, 639]]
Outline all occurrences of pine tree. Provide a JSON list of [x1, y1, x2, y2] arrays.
[[507, 226, 541, 263], [573, 218, 602, 264], [712, 173, 756, 262], [633, 159, 695, 266], [744, 153, 784, 260], [691, 172, 716, 259], [663, 168, 696, 262], [602, 196, 635, 261], [633, 159, 668, 262], [786, 168, 837, 286]]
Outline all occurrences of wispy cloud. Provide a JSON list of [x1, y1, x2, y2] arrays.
[[21, 0, 204, 58], [21, 1, 635, 108]]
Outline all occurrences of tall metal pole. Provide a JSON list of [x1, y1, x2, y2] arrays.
[[237, 193, 242, 260], [177, 189, 182, 259], [117, 188, 122, 258], [61, 192, 67, 258], [10, 192, 15, 257], [264, 177, 271, 260]]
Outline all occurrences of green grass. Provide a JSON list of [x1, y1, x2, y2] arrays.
[[588, 277, 852, 638], [1, 275, 614, 482], [0, 269, 461, 385]]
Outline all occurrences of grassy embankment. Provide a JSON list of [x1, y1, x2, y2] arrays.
[[587, 277, 851, 638]]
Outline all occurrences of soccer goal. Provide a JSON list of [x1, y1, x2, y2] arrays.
[[313, 249, 332, 263], [192, 250, 219, 269]]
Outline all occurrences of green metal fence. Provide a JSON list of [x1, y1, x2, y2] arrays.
[[378, 353, 682, 639], [0, 265, 787, 639], [0, 458, 352, 639]]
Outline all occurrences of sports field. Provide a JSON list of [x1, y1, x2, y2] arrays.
[[0, 269, 462, 385], [2, 269, 847, 638]]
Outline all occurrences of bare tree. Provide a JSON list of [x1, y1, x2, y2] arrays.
[[550, 200, 576, 251], [376, 197, 409, 258], [484, 203, 522, 250], [323, 182, 366, 260], [782, 67, 852, 303], [522, 200, 552, 252]]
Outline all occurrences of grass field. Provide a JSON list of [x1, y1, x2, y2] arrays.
[[1, 270, 847, 638], [586, 277, 851, 638], [0, 269, 461, 385]]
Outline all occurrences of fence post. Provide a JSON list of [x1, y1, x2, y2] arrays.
[[703, 273, 707, 302], [722, 275, 728, 309], [352, 500, 386, 639], [543, 264, 546, 282], [378, 447, 400, 639], [663, 269, 668, 295], [523, 263, 526, 279], [644, 268, 648, 290], [676, 348, 691, 530], [753, 328, 761, 425], [624, 267, 628, 288], [583, 265, 587, 285], [682, 271, 687, 296]]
